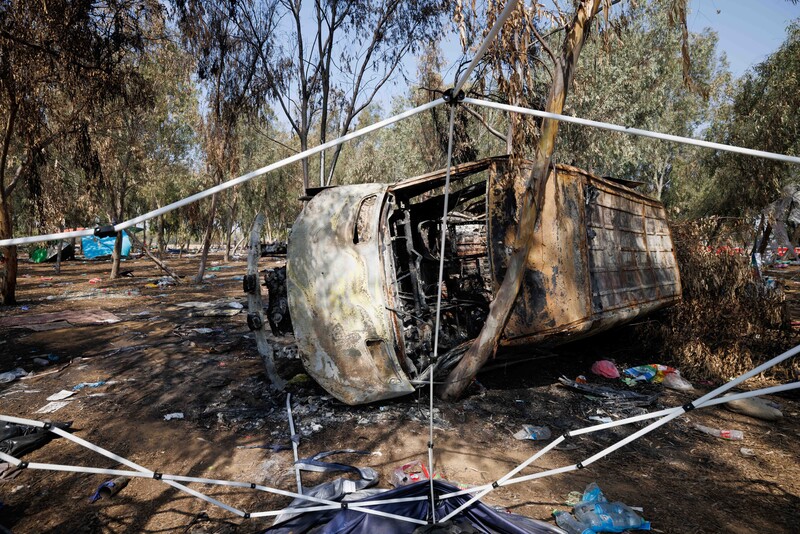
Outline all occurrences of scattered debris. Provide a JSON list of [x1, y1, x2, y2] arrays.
[[46, 390, 76, 401], [73, 381, 107, 390], [740, 448, 757, 457], [588, 416, 613, 424], [662, 371, 693, 391], [558, 376, 657, 406], [554, 482, 650, 533], [0, 368, 28, 384], [164, 412, 184, 421], [692, 423, 744, 441], [191, 328, 215, 335], [390, 460, 430, 487], [89, 477, 130, 503], [0, 421, 72, 457], [590, 360, 620, 379], [565, 491, 584, 507], [512, 424, 552, 441], [623, 364, 675, 383], [36, 401, 71, 414]]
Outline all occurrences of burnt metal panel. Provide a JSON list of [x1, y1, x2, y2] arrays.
[[286, 183, 414, 405], [585, 177, 681, 330], [487, 161, 680, 346], [488, 161, 594, 345]]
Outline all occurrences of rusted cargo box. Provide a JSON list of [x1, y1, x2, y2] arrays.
[[287, 156, 681, 404]]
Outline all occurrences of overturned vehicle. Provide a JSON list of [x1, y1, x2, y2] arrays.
[[286, 156, 681, 404]]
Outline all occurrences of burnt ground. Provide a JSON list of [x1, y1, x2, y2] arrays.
[[0, 253, 798, 534]]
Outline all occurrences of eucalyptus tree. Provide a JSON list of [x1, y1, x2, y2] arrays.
[[256, 0, 447, 189], [555, 1, 727, 201], [0, 0, 161, 304], [172, 0, 280, 281], [698, 20, 800, 219], [93, 38, 198, 278]]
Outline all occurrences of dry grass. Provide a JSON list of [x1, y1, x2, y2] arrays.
[[637, 220, 796, 381]]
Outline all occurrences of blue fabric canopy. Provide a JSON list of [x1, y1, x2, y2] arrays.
[[81, 234, 131, 259]]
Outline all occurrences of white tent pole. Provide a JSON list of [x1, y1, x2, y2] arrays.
[[0, 415, 338, 507], [0, 98, 446, 248], [426, 3, 521, 520], [452, 0, 519, 95], [439, 378, 800, 501], [466, 98, 800, 165], [428, 102, 458, 525], [6, 93, 800, 248], [286, 393, 303, 494]]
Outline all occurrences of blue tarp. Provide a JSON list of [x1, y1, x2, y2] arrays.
[[81, 234, 131, 259], [264, 480, 563, 534]]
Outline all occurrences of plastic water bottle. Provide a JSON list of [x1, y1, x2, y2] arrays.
[[693, 423, 744, 440], [553, 511, 591, 534], [574, 501, 650, 530]]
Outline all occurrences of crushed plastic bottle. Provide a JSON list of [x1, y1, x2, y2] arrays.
[[561, 482, 651, 533], [581, 482, 607, 503], [574, 501, 651, 531], [693, 423, 744, 440], [0, 368, 28, 384], [554, 510, 592, 534]]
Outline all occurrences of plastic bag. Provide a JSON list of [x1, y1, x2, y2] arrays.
[[590, 360, 620, 379], [390, 460, 429, 487], [662, 371, 693, 391]]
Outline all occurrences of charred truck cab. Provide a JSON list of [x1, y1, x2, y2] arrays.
[[287, 156, 681, 404]]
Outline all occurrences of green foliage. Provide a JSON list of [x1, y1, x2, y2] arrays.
[[236, 117, 303, 241], [554, 1, 728, 201], [696, 20, 800, 218]]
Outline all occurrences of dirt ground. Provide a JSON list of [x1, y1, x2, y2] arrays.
[[0, 253, 798, 534]]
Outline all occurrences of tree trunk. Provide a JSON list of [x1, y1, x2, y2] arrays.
[[231, 234, 247, 257], [0, 199, 17, 305], [157, 213, 165, 258], [126, 230, 182, 283], [110, 180, 126, 279], [54, 231, 63, 275], [194, 191, 219, 283], [441, 0, 602, 400], [224, 195, 238, 262], [246, 212, 285, 392], [110, 231, 124, 279]]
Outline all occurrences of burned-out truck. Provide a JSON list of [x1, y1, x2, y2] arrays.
[[286, 156, 681, 404]]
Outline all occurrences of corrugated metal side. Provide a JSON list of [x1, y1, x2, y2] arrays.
[[488, 161, 681, 346], [585, 177, 681, 324]]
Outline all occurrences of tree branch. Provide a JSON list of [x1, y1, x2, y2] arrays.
[[463, 105, 508, 143]]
